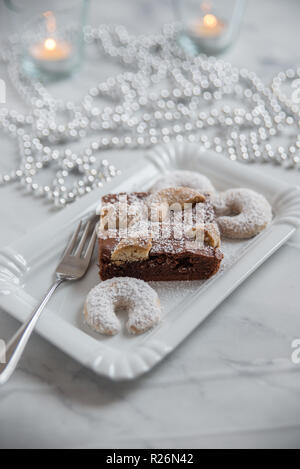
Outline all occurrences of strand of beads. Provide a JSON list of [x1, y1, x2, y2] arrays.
[[0, 24, 300, 209], [82, 25, 300, 167], [7, 24, 300, 167]]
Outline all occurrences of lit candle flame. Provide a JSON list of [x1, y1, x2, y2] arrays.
[[203, 14, 218, 29], [30, 9, 72, 62], [44, 38, 57, 51], [42, 11, 58, 52], [192, 11, 224, 38]]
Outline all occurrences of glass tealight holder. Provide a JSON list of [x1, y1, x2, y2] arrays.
[[5, 0, 89, 81], [173, 0, 247, 56]]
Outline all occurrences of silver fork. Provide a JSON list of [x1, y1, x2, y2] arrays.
[[0, 216, 98, 385]]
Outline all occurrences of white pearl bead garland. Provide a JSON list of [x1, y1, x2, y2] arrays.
[[0, 23, 300, 208]]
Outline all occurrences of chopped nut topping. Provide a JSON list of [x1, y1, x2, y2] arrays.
[[187, 223, 220, 248], [111, 237, 153, 263]]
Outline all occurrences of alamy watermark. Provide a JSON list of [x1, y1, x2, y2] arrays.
[[0, 340, 6, 364], [100, 195, 217, 250], [291, 339, 300, 365], [0, 78, 6, 104]]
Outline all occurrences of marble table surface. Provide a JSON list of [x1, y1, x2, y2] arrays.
[[0, 0, 300, 449]]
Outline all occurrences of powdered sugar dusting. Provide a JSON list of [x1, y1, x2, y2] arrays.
[[99, 191, 220, 256], [84, 277, 161, 336], [151, 170, 216, 194], [148, 186, 206, 208], [94, 184, 272, 327], [149, 236, 252, 311], [216, 188, 272, 239]]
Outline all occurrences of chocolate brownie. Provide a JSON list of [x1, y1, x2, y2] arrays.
[[98, 191, 223, 281]]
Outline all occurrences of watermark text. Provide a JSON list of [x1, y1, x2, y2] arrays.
[[291, 339, 300, 365], [0, 340, 6, 364], [0, 79, 6, 104], [99, 195, 217, 249]]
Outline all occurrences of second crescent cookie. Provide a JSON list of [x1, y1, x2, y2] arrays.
[[151, 170, 216, 195]]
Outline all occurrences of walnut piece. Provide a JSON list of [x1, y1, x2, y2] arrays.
[[187, 223, 220, 248], [111, 237, 152, 263]]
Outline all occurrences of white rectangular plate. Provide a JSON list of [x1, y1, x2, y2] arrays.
[[0, 142, 300, 380]]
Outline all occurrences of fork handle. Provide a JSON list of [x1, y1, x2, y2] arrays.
[[0, 279, 64, 385]]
